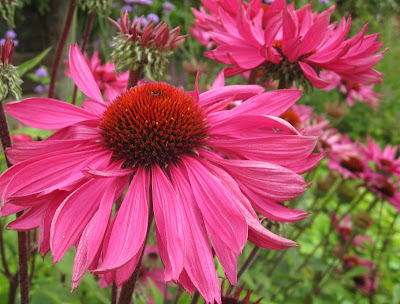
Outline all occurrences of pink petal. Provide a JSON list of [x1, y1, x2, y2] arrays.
[[51, 176, 126, 263], [82, 99, 108, 116], [199, 85, 264, 109], [152, 165, 186, 281], [201, 153, 306, 202], [231, 89, 302, 117], [298, 61, 330, 88], [72, 175, 130, 287], [6, 98, 98, 130], [182, 156, 247, 255], [97, 167, 149, 272], [199, 154, 297, 249], [2, 146, 110, 201], [69, 44, 104, 102], [7, 204, 47, 231], [6, 138, 97, 164], [169, 164, 221, 303]]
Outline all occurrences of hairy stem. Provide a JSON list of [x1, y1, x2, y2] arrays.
[[126, 67, 144, 90]]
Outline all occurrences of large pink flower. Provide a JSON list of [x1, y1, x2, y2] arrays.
[[0, 44, 322, 303], [194, 0, 387, 89]]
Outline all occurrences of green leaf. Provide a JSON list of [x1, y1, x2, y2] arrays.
[[17, 47, 53, 77], [393, 284, 400, 304], [341, 266, 369, 279]]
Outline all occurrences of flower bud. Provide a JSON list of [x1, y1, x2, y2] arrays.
[[0, 39, 22, 100]]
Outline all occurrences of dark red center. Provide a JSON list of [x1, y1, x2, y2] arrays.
[[340, 156, 364, 173], [99, 83, 208, 167]]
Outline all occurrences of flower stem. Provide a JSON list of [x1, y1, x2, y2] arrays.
[[0, 100, 30, 303], [248, 69, 258, 85], [111, 282, 117, 304], [266, 178, 343, 277], [238, 245, 260, 280], [294, 187, 369, 273], [369, 212, 399, 303], [126, 67, 144, 90], [72, 11, 95, 105], [117, 200, 154, 304], [48, 0, 77, 99], [0, 100, 12, 167], [189, 291, 200, 304]]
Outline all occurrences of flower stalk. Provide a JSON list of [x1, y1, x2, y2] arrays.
[[48, 0, 77, 98]]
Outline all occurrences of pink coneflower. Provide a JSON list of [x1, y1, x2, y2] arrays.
[[0, 45, 321, 303], [330, 212, 371, 248], [280, 104, 330, 136], [364, 173, 400, 211], [363, 137, 400, 178], [65, 51, 129, 102], [341, 255, 380, 296], [321, 71, 382, 109], [195, 0, 387, 89], [327, 135, 371, 180]]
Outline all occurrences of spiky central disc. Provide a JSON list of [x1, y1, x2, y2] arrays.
[[99, 83, 208, 167]]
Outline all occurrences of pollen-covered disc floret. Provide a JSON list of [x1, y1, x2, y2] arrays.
[[99, 82, 208, 167]]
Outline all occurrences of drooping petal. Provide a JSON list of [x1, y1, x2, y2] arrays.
[[169, 164, 221, 303], [96, 167, 149, 272], [182, 156, 247, 255], [50, 176, 126, 263], [152, 165, 186, 281], [72, 175, 129, 287]]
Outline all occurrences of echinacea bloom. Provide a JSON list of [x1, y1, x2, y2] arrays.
[[321, 71, 382, 109], [341, 255, 380, 296], [330, 212, 371, 248], [327, 135, 371, 180], [280, 104, 330, 136], [194, 0, 387, 89], [0, 45, 322, 304], [65, 51, 129, 102], [363, 137, 400, 178], [364, 173, 400, 211]]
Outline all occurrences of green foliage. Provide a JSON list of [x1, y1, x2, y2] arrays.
[[17, 47, 52, 77]]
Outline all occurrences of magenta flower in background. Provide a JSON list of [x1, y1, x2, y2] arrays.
[[330, 212, 371, 248], [363, 137, 400, 178], [327, 135, 371, 180], [0, 45, 322, 303], [341, 255, 381, 296], [321, 71, 382, 109], [194, 0, 387, 89], [64, 51, 129, 102]]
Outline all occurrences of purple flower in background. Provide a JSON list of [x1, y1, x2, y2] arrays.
[[5, 30, 17, 39], [319, 0, 330, 3], [0, 38, 5, 46], [163, 2, 174, 16], [35, 67, 48, 78], [147, 13, 160, 23], [124, 0, 152, 5], [34, 85, 44, 94], [264, 0, 274, 3], [121, 4, 133, 12]]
